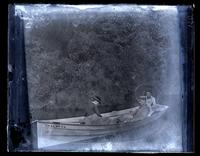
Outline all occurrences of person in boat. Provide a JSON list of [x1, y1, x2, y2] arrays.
[[139, 91, 156, 117], [90, 96, 103, 117], [80, 96, 103, 124]]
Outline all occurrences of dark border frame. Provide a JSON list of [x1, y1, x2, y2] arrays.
[[8, 4, 31, 151], [178, 6, 195, 152], [5, 2, 195, 153]]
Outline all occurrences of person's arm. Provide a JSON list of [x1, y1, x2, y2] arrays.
[[152, 97, 156, 105], [151, 97, 156, 106], [138, 96, 146, 105], [93, 105, 102, 117]]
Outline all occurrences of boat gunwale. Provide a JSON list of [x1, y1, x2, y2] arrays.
[[33, 106, 140, 123], [36, 109, 167, 128]]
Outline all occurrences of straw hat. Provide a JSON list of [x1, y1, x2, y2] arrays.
[[91, 96, 101, 104]]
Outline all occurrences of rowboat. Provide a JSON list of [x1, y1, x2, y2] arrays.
[[31, 104, 168, 149]]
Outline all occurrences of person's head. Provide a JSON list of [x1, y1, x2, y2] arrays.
[[146, 91, 151, 98]]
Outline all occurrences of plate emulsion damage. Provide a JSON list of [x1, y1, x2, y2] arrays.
[[15, 5, 183, 152]]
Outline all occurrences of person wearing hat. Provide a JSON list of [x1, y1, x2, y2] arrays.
[[139, 91, 156, 117], [80, 96, 102, 125], [90, 96, 102, 117]]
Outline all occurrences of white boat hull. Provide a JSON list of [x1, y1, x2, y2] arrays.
[[32, 104, 168, 149]]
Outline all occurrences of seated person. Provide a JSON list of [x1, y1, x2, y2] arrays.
[[80, 96, 102, 124], [138, 91, 156, 117], [90, 96, 102, 117]]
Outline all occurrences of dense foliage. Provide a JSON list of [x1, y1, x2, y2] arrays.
[[24, 7, 174, 120]]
